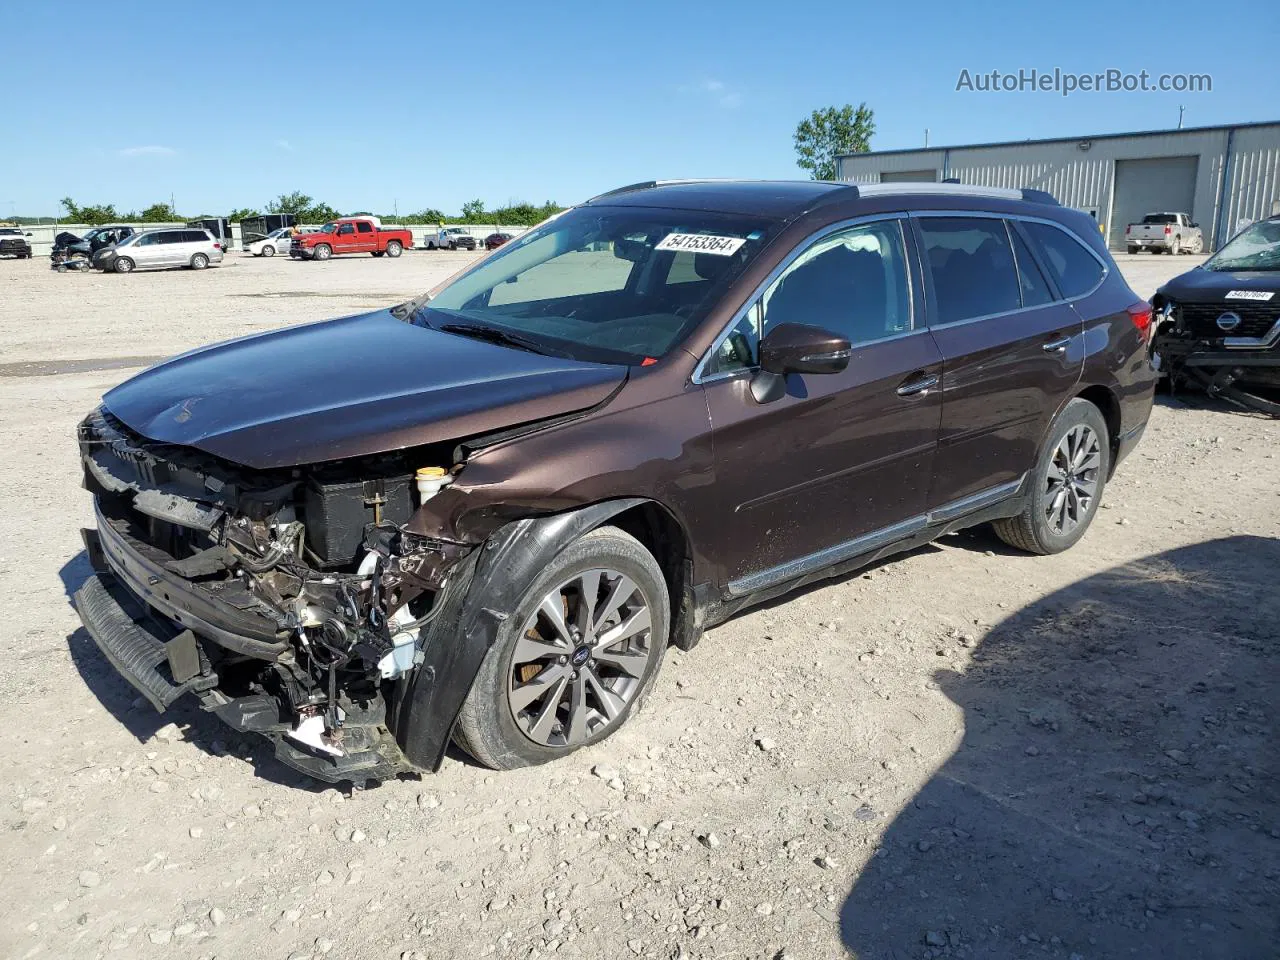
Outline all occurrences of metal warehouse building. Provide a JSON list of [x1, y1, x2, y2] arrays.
[[837, 120, 1280, 252]]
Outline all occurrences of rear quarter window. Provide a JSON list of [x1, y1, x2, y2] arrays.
[[1023, 222, 1105, 299]]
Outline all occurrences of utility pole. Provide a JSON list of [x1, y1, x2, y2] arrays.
[[1177, 105, 1185, 129], [924, 128, 930, 148]]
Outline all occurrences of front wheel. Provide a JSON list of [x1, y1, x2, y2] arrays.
[[386, 240, 402, 258], [113, 257, 135, 274], [992, 398, 1110, 555], [454, 527, 669, 770], [262, 244, 276, 257], [313, 244, 332, 261]]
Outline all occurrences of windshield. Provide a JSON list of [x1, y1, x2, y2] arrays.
[[1142, 214, 1177, 225], [1205, 220, 1280, 272], [319, 222, 338, 233], [415, 205, 778, 364]]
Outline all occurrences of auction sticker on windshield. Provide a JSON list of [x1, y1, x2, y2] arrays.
[[655, 233, 747, 256], [1225, 290, 1275, 301]]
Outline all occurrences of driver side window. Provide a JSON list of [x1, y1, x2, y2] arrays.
[[703, 219, 912, 377]]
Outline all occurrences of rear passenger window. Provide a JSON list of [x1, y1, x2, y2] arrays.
[[918, 218, 1021, 325], [1008, 225, 1054, 308], [356, 222, 373, 234], [160, 232, 183, 244], [1023, 222, 1105, 299], [184, 231, 206, 243]]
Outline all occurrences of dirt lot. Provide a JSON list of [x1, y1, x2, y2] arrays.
[[1, 251, 1276, 960]]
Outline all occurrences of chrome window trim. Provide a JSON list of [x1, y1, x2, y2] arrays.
[[691, 212, 914, 385]]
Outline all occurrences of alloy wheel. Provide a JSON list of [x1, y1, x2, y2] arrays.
[[507, 568, 654, 748], [1044, 424, 1101, 535]]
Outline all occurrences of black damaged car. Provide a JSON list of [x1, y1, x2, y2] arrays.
[[1152, 216, 1280, 414]]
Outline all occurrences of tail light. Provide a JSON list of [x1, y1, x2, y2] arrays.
[[1127, 301, 1153, 343], [1125, 224, 1132, 234], [213, 242, 222, 250], [1163, 225, 1172, 235]]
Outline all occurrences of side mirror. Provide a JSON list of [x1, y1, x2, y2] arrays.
[[759, 323, 851, 375], [751, 323, 851, 404]]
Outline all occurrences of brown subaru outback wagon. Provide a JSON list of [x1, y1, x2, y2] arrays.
[[75, 180, 1156, 782]]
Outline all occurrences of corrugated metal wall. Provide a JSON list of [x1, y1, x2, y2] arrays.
[[837, 124, 1280, 251]]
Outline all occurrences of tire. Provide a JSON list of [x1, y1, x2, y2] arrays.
[[427, 241, 436, 250], [113, 257, 135, 274], [372, 251, 384, 257], [386, 240, 402, 258], [262, 244, 275, 258], [454, 526, 670, 770], [313, 244, 332, 261], [992, 398, 1110, 556], [1173, 235, 1183, 255], [1127, 246, 1138, 255], [190, 253, 209, 270]]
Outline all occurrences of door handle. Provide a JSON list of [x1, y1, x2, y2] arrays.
[[1042, 336, 1071, 353], [896, 374, 939, 397]]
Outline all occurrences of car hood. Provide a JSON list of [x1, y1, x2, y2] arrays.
[[1157, 266, 1280, 301], [102, 309, 627, 469]]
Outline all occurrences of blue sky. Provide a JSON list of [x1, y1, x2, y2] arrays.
[[2, 0, 1277, 218]]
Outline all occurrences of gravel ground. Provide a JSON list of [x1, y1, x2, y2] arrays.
[[0, 251, 1276, 960]]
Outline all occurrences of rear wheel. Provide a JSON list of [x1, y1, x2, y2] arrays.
[[1173, 235, 1183, 254], [992, 398, 1110, 555], [313, 244, 332, 261], [190, 253, 209, 270], [113, 257, 135, 274], [1127, 245, 1138, 255], [372, 251, 384, 257], [386, 240, 402, 258], [454, 527, 669, 770]]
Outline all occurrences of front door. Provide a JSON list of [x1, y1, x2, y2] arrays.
[[701, 216, 943, 593], [333, 223, 357, 253], [914, 215, 1084, 508]]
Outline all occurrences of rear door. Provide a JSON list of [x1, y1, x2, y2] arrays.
[[700, 215, 944, 592], [915, 214, 1083, 510], [354, 220, 377, 253]]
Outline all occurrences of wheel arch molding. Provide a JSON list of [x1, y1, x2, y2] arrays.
[[391, 497, 659, 771]]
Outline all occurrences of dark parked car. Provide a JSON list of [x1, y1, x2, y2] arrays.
[[73, 180, 1156, 783], [51, 225, 138, 260], [1151, 214, 1280, 415], [485, 231, 514, 251]]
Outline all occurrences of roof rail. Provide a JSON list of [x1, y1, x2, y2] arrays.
[[1020, 188, 1059, 205], [587, 181, 660, 201], [850, 182, 1059, 205]]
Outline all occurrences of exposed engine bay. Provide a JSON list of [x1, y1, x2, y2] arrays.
[[77, 407, 476, 780], [1151, 298, 1280, 417]]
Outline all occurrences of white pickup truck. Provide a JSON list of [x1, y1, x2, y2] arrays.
[[1124, 212, 1204, 255]]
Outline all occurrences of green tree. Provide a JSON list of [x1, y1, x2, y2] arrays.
[[409, 207, 446, 223], [138, 202, 181, 222], [60, 197, 121, 225], [228, 207, 260, 222], [266, 192, 339, 224], [793, 103, 876, 181], [460, 199, 485, 222]]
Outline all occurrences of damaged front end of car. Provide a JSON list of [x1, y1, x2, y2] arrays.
[[74, 407, 492, 783], [1152, 298, 1280, 417]]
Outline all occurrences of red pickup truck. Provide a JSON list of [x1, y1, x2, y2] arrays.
[[290, 217, 413, 261]]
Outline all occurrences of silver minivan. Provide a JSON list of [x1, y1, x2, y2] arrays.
[[95, 228, 225, 274]]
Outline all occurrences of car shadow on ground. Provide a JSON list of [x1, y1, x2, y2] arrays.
[[839, 535, 1280, 959]]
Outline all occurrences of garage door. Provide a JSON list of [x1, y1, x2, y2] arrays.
[[1109, 156, 1199, 249], [880, 169, 938, 183]]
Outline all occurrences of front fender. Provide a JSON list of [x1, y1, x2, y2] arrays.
[[392, 498, 645, 770]]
